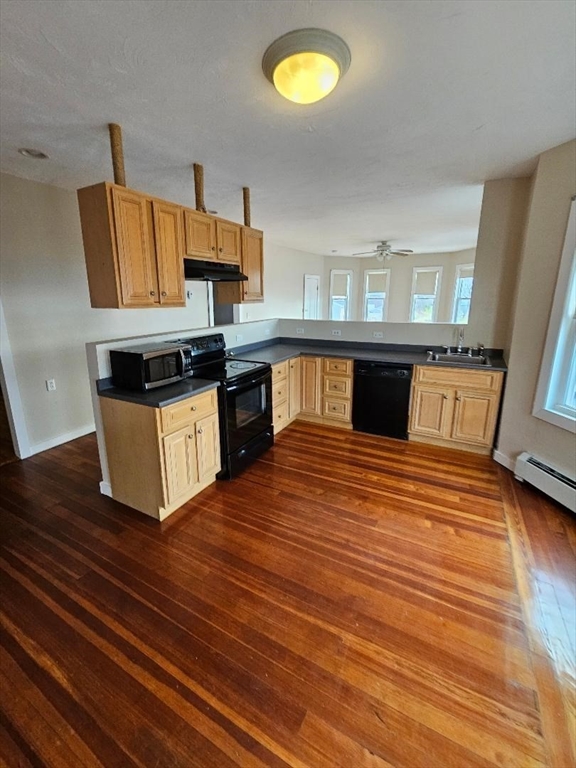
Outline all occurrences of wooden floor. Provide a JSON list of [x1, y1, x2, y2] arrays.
[[0, 422, 574, 768]]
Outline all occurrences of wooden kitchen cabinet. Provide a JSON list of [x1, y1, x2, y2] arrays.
[[216, 220, 242, 264], [300, 357, 322, 415], [78, 182, 185, 309], [289, 357, 301, 420], [183, 208, 217, 261], [409, 366, 504, 453], [214, 227, 264, 304], [100, 388, 220, 520]]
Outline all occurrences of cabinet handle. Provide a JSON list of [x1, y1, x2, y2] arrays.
[[211, 246, 215, 251], [197, 428, 203, 434], [443, 395, 448, 400], [456, 396, 461, 401], [150, 291, 155, 296], [219, 247, 223, 253], [161, 291, 167, 297], [188, 434, 193, 439], [191, 406, 197, 411]]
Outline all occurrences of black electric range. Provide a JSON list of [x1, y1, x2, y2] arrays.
[[167, 334, 273, 479]]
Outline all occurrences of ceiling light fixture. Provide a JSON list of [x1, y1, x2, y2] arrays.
[[18, 148, 49, 159], [262, 28, 351, 105]]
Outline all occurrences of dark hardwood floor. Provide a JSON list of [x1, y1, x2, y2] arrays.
[[0, 422, 574, 767]]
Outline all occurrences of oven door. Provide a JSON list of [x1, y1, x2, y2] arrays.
[[224, 371, 272, 453]]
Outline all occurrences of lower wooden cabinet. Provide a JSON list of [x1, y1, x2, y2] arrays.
[[289, 357, 301, 420], [100, 388, 220, 520], [297, 356, 353, 429], [409, 366, 504, 453], [300, 357, 322, 415], [272, 357, 297, 434]]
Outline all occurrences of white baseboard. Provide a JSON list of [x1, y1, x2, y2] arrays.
[[493, 449, 515, 471], [30, 425, 95, 456], [99, 481, 112, 497]]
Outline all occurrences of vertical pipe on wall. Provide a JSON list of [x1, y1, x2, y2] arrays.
[[243, 187, 251, 227], [108, 123, 126, 186], [193, 163, 207, 212]]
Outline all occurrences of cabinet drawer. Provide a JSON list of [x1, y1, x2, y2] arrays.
[[272, 361, 289, 380], [414, 365, 503, 393], [273, 403, 289, 433], [323, 375, 352, 398], [160, 389, 217, 434], [273, 380, 288, 405], [323, 358, 353, 376], [322, 397, 351, 422]]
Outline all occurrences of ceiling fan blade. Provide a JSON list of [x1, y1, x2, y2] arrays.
[[390, 249, 413, 255], [352, 250, 378, 256]]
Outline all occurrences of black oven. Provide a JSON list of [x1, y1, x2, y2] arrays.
[[218, 369, 273, 479]]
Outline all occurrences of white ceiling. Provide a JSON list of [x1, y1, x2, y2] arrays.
[[1, 0, 574, 256]]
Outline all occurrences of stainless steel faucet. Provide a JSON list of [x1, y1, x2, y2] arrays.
[[457, 327, 465, 352]]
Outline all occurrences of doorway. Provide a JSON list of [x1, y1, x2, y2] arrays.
[[303, 274, 320, 320]]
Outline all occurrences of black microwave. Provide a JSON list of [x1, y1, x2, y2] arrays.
[[110, 343, 192, 391]]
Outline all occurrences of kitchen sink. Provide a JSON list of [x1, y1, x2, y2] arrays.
[[426, 351, 490, 366]]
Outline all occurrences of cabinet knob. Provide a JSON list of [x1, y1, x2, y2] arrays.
[[191, 405, 196, 411], [218, 247, 223, 253], [188, 434, 193, 439], [456, 396, 461, 401], [150, 291, 155, 296], [211, 246, 215, 251], [443, 395, 448, 400], [197, 427, 203, 434], [161, 291, 167, 297]]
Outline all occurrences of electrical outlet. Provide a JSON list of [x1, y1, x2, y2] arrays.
[[373, 331, 384, 339], [296, 328, 305, 335], [265, 329, 271, 336], [186, 290, 193, 300], [46, 379, 56, 392], [235, 334, 243, 342], [332, 329, 342, 337]]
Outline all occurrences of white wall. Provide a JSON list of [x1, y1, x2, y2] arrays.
[[238, 243, 324, 323], [279, 319, 467, 347], [497, 139, 576, 477], [468, 178, 532, 353], [323, 249, 476, 323], [0, 173, 210, 451]]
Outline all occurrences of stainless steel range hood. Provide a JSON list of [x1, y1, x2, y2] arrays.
[[184, 259, 248, 282]]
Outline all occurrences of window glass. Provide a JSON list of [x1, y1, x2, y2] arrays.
[[329, 270, 353, 321], [363, 270, 389, 322], [410, 268, 442, 323], [452, 266, 474, 324]]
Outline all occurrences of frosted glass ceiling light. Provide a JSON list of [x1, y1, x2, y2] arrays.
[[262, 28, 351, 105]]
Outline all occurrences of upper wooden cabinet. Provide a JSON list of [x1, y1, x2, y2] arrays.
[[214, 226, 264, 305], [78, 182, 185, 309], [183, 208, 217, 261], [183, 208, 241, 265]]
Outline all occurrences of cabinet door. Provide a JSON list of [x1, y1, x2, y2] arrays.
[[163, 426, 198, 505], [216, 220, 241, 264], [152, 200, 185, 306], [409, 386, 452, 438], [111, 188, 157, 306], [289, 357, 301, 419], [196, 413, 221, 482], [241, 227, 264, 301], [300, 357, 321, 415], [451, 391, 499, 446], [183, 209, 217, 260]]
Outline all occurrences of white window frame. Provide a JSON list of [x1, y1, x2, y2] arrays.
[[363, 269, 390, 322], [329, 269, 353, 321], [451, 263, 474, 324], [410, 266, 443, 323], [533, 198, 576, 433]]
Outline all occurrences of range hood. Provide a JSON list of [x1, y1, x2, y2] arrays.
[[184, 259, 247, 282]]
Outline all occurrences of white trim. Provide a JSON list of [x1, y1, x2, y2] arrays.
[[0, 298, 31, 458], [363, 268, 390, 322], [451, 263, 474, 324], [532, 198, 576, 434], [30, 424, 95, 456], [492, 449, 515, 471], [329, 269, 353, 321], [99, 481, 113, 497], [410, 266, 443, 323]]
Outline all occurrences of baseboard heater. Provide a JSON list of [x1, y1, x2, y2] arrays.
[[514, 452, 576, 512]]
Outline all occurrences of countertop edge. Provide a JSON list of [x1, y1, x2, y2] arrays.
[[97, 379, 219, 408]]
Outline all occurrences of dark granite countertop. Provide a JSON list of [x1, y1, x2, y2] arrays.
[[98, 378, 219, 408], [234, 341, 507, 372]]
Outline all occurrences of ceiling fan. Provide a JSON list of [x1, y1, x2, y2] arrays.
[[352, 241, 414, 261]]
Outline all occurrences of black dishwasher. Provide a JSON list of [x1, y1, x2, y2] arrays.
[[352, 361, 413, 440]]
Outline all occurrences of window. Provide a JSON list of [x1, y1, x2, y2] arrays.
[[410, 267, 442, 323], [363, 270, 390, 322], [533, 199, 576, 432], [329, 270, 353, 321], [452, 264, 474, 324]]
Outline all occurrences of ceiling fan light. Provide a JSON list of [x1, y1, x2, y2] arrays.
[[263, 28, 351, 105]]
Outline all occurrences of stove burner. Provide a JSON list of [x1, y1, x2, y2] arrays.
[[229, 361, 257, 370]]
